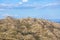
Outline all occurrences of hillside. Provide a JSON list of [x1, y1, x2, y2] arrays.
[[0, 16, 60, 40]]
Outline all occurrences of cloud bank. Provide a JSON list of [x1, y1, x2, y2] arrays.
[[0, 2, 60, 9], [22, 0, 28, 2]]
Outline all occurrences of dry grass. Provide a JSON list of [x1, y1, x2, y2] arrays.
[[0, 16, 60, 40]]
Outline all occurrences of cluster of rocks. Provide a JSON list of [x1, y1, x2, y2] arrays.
[[0, 16, 60, 40]]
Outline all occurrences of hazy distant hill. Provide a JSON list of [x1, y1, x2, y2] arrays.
[[47, 19, 60, 23], [0, 16, 60, 40]]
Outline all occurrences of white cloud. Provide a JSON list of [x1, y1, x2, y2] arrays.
[[34, 2, 60, 9], [41, 3, 60, 8], [43, 3, 60, 7], [0, 2, 60, 9], [1, 13, 19, 17], [0, 9, 4, 11], [22, 0, 28, 2], [19, 2, 23, 4], [0, 3, 14, 7], [1, 13, 12, 17]]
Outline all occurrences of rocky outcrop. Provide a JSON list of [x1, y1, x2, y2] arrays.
[[0, 16, 60, 40]]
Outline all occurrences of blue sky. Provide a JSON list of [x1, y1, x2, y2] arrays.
[[0, 0, 60, 19]]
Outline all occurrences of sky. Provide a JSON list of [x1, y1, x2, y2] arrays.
[[0, 0, 60, 19]]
